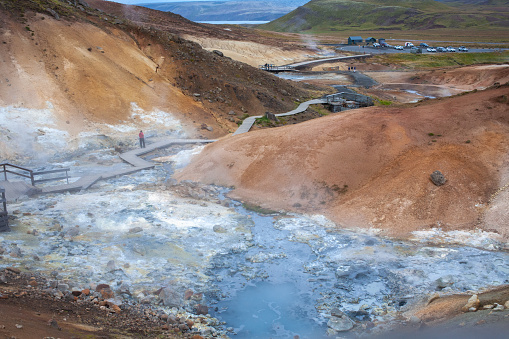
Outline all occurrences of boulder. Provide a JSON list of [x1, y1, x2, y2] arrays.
[[96, 284, 114, 299], [159, 287, 183, 308], [184, 289, 194, 300], [265, 111, 278, 121], [462, 294, 480, 312], [213, 225, 227, 233], [195, 304, 208, 315], [213, 50, 224, 57], [128, 227, 143, 234], [327, 308, 354, 332], [430, 171, 446, 186], [493, 303, 505, 311]]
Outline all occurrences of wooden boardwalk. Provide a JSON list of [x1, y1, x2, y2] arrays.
[[0, 181, 41, 201], [1, 95, 327, 199], [39, 139, 215, 195], [286, 54, 372, 70], [233, 98, 327, 136], [1, 139, 215, 200]]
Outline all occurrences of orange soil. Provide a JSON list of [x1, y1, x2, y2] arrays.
[[176, 85, 509, 239]]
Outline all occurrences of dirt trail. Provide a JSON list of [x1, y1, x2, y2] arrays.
[[177, 85, 509, 239]]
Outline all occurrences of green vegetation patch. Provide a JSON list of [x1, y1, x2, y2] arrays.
[[373, 51, 509, 69]]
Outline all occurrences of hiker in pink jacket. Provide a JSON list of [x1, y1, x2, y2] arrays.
[[139, 130, 145, 148]]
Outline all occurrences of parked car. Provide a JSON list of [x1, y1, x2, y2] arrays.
[[373, 42, 381, 48], [404, 42, 414, 48], [426, 47, 437, 52], [420, 43, 429, 48], [410, 47, 422, 54], [446, 46, 456, 52], [458, 46, 469, 52], [394, 45, 404, 50], [436, 47, 446, 52]]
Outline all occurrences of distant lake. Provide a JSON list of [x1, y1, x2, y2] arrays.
[[197, 21, 269, 24]]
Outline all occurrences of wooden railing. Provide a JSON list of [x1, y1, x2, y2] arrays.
[[33, 168, 70, 184], [1, 163, 35, 185], [259, 64, 296, 72], [0, 188, 8, 232], [1, 163, 70, 186]]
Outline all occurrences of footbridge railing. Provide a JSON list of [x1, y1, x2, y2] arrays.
[[259, 64, 296, 72], [1, 163, 70, 186], [0, 188, 8, 232]]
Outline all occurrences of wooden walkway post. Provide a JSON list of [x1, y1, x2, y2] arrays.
[[0, 188, 9, 232]]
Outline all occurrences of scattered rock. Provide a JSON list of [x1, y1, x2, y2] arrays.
[[57, 283, 69, 292], [96, 284, 114, 299], [9, 245, 22, 258], [47, 318, 60, 329], [435, 276, 454, 290], [493, 303, 505, 311], [327, 308, 354, 332], [228, 110, 236, 115], [65, 226, 80, 238], [430, 170, 446, 186], [195, 304, 208, 315], [213, 225, 227, 233], [158, 287, 183, 308], [212, 50, 224, 57], [462, 294, 480, 312], [106, 260, 116, 271], [505, 300, 509, 309], [6, 267, 21, 274], [265, 111, 278, 121], [184, 289, 194, 300], [128, 227, 143, 234]]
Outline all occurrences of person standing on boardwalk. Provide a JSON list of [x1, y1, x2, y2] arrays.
[[139, 130, 145, 148]]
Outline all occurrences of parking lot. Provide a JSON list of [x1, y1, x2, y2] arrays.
[[336, 44, 505, 54]]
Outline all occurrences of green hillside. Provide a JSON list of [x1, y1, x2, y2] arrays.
[[260, 0, 509, 33]]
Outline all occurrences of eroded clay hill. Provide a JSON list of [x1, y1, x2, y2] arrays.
[[177, 85, 509, 239], [0, 0, 317, 145]]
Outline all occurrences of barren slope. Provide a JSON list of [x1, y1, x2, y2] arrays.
[[177, 85, 509, 239], [0, 0, 318, 162]]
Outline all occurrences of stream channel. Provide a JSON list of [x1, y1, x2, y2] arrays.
[[1, 144, 509, 339]]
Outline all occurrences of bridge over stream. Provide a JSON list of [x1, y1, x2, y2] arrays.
[[260, 54, 372, 73]]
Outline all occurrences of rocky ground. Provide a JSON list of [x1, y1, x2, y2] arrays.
[[0, 267, 194, 338]]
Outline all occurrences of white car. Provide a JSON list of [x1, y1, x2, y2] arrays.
[[394, 45, 403, 50], [459, 46, 469, 52], [427, 47, 436, 52], [446, 46, 456, 52]]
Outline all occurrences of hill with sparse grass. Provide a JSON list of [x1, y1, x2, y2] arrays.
[[260, 0, 509, 33]]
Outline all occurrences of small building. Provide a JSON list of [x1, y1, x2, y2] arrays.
[[378, 38, 386, 44], [348, 36, 363, 45], [365, 37, 376, 45]]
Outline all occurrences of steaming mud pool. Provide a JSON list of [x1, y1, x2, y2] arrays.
[[1, 145, 509, 338]]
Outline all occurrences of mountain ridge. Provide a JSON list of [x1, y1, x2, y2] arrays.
[[261, 0, 509, 33]]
